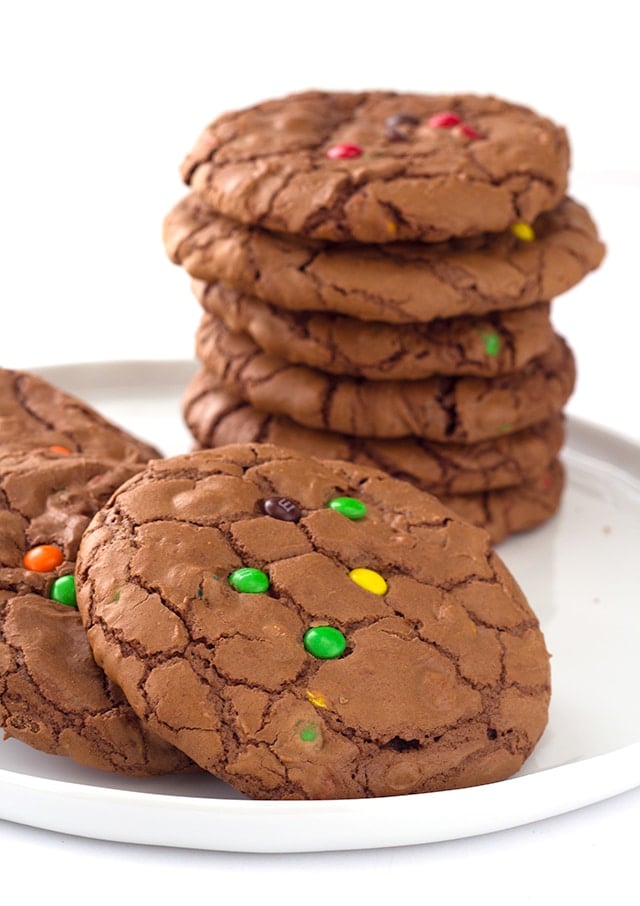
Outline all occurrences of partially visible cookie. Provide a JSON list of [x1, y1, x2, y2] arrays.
[[195, 314, 576, 442], [0, 368, 160, 462], [180, 90, 569, 243], [182, 369, 565, 497], [76, 443, 551, 799], [445, 459, 564, 543], [0, 590, 195, 776], [195, 282, 555, 380], [0, 447, 194, 776], [165, 193, 604, 323], [0, 448, 141, 596]]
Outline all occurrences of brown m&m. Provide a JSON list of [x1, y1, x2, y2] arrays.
[[262, 496, 302, 522]]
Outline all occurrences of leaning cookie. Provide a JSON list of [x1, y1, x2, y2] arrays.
[[164, 193, 604, 323], [0, 368, 160, 462], [180, 90, 569, 243], [76, 443, 551, 800], [195, 314, 576, 442], [195, 282, 555, 380], [0, 447, 194, 775], [0, 590, 195, 776], [182, 369, 565, 497]]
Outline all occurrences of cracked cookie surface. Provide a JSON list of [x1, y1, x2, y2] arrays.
[[164, 193, 604, 323], [180, 90, 570, 243], [0, 368, 160, 463], [195, 314, 576, 442], [195, 283, 555, 380], [181, 375, 565, 543], [0, 448, 193, 775], [75, 443, 551, 799], [182, 369, 564, 498]]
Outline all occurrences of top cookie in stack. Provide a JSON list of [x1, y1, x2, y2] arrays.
[[163, 90, 605, 543]]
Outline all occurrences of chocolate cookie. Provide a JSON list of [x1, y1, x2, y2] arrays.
[[195, 282, 555, 380], [0, 368, 160, 463], [445, 459, 564, 543], [180, 90, 570, 243], [182, 369, 565, 497], [165, 193, 604, 323], [195, 314, 576, 442], [0, 590, 194, 775], [0, 448, 193, 775], [0, 447, 141, 596], [75, 444, 551, 799]]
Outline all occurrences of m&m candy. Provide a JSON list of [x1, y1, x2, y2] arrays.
[[349, 567, 388, 596], [326, 143, 362, 160], [50, 574, 77, 607], [511, 222, 536, 242], [327, 496, 367, 520], [303, 626, 347, 659], [23, 544, 64, 572], [262, 496, 301, 522], [228, 567, 270, 594], [428, 111, 461, 129]]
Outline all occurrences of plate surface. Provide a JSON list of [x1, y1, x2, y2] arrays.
[[1, 360, 639, 853]]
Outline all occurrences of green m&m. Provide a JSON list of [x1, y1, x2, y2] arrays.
[[327, 496, 366, 520], [50, 574, 77, 608], [228, 567, 270, 594], [481, 331, 501, 357], [303, 625, 347, 659]]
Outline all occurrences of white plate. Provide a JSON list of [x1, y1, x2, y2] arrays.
[[1, 360, 640, 853]]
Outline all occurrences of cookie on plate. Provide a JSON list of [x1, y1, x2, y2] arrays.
[[0, 590, 195, 776], [164, 193, 605, 323], [195, 282, 555, 380], [180, 90, 570, 243], [0, 368, 160, 463], [75, 443, 551, 799], [0, 447, 194, 776], [195, 314, 576, 442]]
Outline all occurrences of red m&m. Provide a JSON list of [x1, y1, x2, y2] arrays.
[[428, 111, 461, 129], [326, 143, 362, 160]]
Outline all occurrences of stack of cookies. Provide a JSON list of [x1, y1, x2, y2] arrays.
[[164, 91, 605, 543]]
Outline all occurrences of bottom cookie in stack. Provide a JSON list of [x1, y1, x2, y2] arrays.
[[182, 371, 566, 544]]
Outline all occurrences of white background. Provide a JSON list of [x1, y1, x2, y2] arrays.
[[1, 1, 639, 902]]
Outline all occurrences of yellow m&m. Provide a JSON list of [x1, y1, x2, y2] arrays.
[[510, 222, 536, 242], [349, 567, 387, 596]]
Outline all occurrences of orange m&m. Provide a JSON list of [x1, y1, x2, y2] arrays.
[[23, 544, 64, 572]]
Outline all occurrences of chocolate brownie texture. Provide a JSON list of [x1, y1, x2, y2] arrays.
[[0, 368, 160, 463], [75, 444, 551, 799], [195, 282, 555, 380], [179, 91, 570, 243], [194, 314, 576, 442], [0, 447, 193, 775], [0, 590, 194, 775], [182, 369, 565, 497], [0, 448, 142, 596], [164, 193, 604, 323]]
